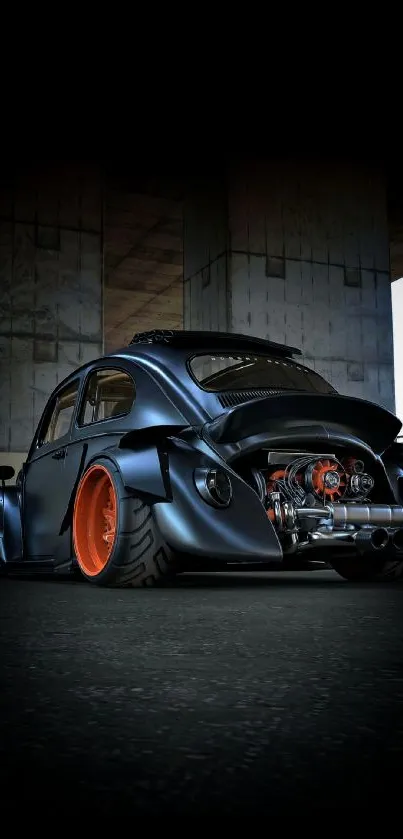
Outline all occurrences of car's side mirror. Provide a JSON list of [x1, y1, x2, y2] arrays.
[[0, 465, 15, 482]]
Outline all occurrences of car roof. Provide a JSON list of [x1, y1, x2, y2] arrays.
[[54, 329, 303, 393], [49, 329, 332, 433], [126, 329, 302, 359]]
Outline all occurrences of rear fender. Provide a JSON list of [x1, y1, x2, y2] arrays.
[[61, 438, 172, 543], [0, 485, 23, 565], [74, 437, 283, 562], [152, 441, 283, 562], [88, 443, 172, 504]]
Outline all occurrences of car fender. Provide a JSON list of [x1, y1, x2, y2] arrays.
[[152, 440, 283, 562], [86, 442, 172, 505], [61, 435, 175, 541], [68, 436, 282, 562], [0, 485, 23, 565]]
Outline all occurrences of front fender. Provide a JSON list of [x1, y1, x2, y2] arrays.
[[152, 442, 283, 563], [0, 486, 23, 564]]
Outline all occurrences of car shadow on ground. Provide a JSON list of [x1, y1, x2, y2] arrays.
[[2, 569, 403, 590], [166, 571, 403, 589]]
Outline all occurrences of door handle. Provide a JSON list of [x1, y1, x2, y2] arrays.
[[52, 448, 66, 460]]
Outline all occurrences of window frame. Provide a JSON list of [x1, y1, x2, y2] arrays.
[[186, 351, 336, 394], [76, 365, 136, 429], [34, 377, 81, 452]]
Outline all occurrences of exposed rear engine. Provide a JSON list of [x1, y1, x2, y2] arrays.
[[264, 451, 374, 507], [246, 450, 403, 559]]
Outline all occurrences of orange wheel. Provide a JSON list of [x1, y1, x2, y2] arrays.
[[73, 463, 118, 577], [72, 458, 176, 587]]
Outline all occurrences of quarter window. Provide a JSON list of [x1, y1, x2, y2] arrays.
[[40, 381, 79, 446], [79, 368, 135, 426]]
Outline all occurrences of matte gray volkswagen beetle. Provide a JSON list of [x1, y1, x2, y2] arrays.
[[1, 329, 403, 586]]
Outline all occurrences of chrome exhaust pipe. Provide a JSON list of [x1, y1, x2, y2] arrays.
[[390, 528, 403, 553], [307, 531, 356, 547], [352, 527, 389, 553], [295, 504, 403, 528], [305, 527, 389, 552]]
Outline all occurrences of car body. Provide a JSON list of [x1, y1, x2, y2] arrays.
[[1, 328, 403, 586]]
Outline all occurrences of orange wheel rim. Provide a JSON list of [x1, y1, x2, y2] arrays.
[[73, 464, 117, 576]]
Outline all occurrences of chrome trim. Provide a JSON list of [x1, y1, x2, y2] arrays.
[[193, 467, 233, 508]]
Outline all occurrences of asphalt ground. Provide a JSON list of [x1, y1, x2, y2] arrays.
[[1, 569, 403, 816]]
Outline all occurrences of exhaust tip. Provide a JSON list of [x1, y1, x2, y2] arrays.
[[392, 528, 403, 552], [353, 527, 390, 553], [371, 528, 389, 550]]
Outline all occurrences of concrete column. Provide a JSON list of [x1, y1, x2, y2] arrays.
[[183, 159, 395, 412], [0, 162, 103, 457]]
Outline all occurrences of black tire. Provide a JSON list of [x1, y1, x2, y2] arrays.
[[73, 457, 177, 587], [331, 555, 403, 582]]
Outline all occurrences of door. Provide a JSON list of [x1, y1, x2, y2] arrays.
[[23, 379, 80, 561], [65, 364, 138, 535]]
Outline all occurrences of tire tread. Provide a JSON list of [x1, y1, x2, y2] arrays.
[[73, 456, 176, 588]]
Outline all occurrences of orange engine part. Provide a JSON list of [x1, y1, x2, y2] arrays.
[[266, 469, 286, 493], [309, 458, 346, 502], [266, 468, 303, 494]]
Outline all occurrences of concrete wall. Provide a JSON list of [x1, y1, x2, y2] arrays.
[[184, 159, 395, 413], [183, 175, 229, 333], [0, 163, 103, 454]]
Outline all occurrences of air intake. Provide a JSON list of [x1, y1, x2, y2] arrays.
[[218, 389, 284, 408]]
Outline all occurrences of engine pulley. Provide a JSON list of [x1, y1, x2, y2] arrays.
[[349, 472, 374, 496], [305, 458, 346, 503]]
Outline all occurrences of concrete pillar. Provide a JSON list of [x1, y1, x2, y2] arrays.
[[0, 162, 103, 459], [183, 159, 395, 412]]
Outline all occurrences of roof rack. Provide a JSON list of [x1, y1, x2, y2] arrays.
[[130, 330, 175, 344], [129, 329, 302, 357]]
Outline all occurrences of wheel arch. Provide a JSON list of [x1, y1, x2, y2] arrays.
[[72, 442, 172, 513], [1, 485, 23, 565], [61, 437, 174, 556]]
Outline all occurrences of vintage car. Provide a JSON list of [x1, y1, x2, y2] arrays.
[[1, 329, 403, 587]]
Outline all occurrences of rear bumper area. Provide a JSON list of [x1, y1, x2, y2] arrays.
[[152, 459, 283, 563], [153, 502, 283, 562]]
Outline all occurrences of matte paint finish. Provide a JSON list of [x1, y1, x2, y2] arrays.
[[110, 445, 170, 501], [23, 433, 72, 558], [1, 330, 403, 574], [152, 443, 282, 561], [0, 486, 22, 564], [383, 442, 403, 503], [207, 392, 402, 453]]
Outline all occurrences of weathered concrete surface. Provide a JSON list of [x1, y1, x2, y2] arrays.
[[0, 163, 103, 452], [104, 185, 183, 351], [1, 570, 403, 815], [184, 161, 395, 412]]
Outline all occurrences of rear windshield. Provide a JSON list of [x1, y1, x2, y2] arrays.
[[188, 353, 336, 394]]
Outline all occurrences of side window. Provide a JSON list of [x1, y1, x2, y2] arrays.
[[40, 380, 79, 447], [78, 368, 136, 426]]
